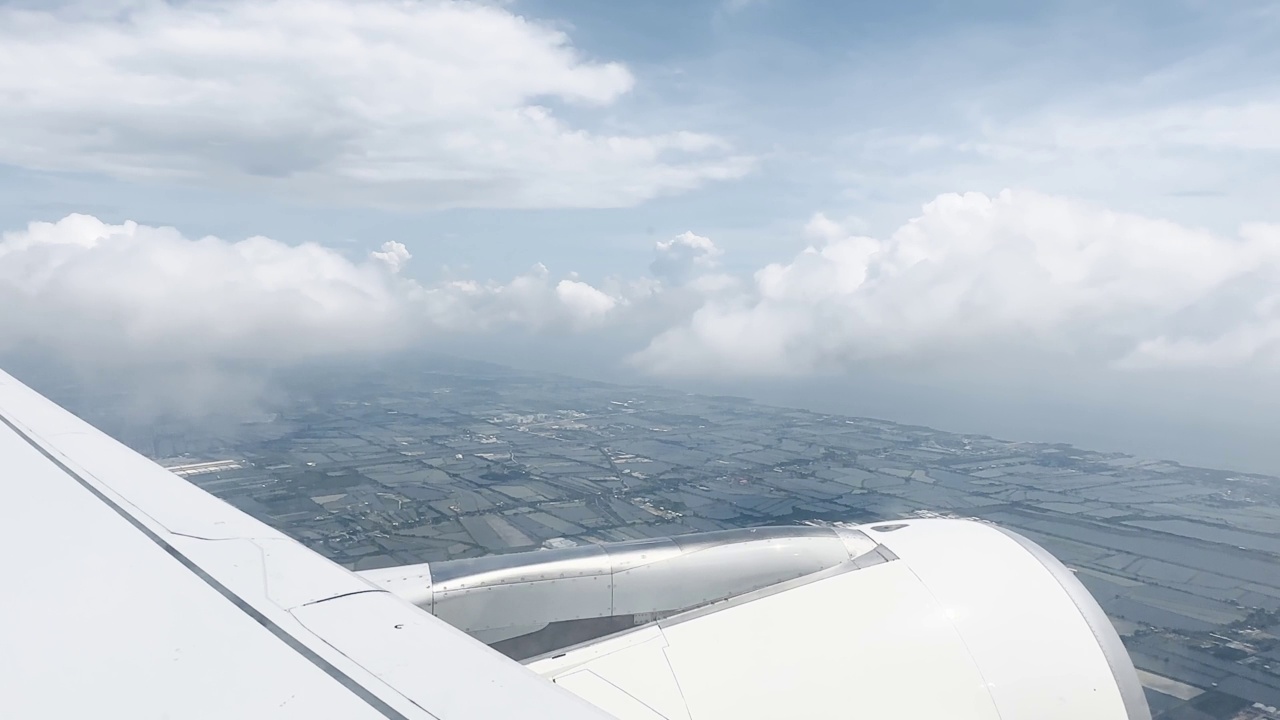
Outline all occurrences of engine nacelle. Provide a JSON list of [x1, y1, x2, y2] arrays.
[[359, 525, 882, 652], [362, 519, 1151, 719]]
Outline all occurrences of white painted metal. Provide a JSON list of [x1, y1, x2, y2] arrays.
[[550, 626, 694, 720], [0, 421, 390, 720], [867, 519, 1150, 720], [0, 368, 611, 720], [531, 519, 1149, 720]]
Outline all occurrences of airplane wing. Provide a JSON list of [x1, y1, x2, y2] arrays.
[[0, 368, 610, 719], [0, 366, 1151, 719]]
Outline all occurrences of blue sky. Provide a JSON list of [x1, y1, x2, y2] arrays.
[[2, 0, 1279, 470]]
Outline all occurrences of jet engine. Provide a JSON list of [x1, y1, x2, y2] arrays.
[[360, 518, 1150, 720]]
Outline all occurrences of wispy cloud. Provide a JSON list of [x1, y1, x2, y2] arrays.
[[0, 0, 751, 209]]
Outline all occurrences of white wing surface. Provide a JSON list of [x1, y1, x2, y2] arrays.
[[0, 368, 610, 720], [529, 519, 1151, 720]]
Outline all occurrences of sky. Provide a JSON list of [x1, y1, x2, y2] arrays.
[[2, 0, 1279, 472]]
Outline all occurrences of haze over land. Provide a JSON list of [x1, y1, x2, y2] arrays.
[[5, 5, 1280, 715], [2, 0, 1279, 472]]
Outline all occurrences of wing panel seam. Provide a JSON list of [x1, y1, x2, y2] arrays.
[[0, 410, 417, 720]]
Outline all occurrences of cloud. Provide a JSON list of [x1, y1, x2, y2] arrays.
[[7, 193, 1280, 395], [0, 214, 419, 364], [631, 190, 1280, 376], [650, 231, 723, 284], [420, 263, 627, 333], [0, 0, 750, 209], [820, 3, 1280, 236], [842, 98, 1280, 214], [0, 214, 623, 367], [1016, 100, 1280, 153], [928, 98, 1280, 187], [1122, 324, 1280, 370], [555, 279, 618, 327], [370, 241, 412, 274]]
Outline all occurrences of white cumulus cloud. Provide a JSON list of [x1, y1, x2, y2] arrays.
[[0, 214, 624, 366], [0, 0, 750, 209], [370, 241, 412, 274], [556, 279, 619, 327], [0, 214, 419, 364], [417, 263, 626, 333], [650, 231, 724, 284], [6, 193, 1280, 391], [631, 190, 1280, 376]]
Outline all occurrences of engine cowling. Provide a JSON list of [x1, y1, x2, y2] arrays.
[[361, 519, 1151, 720]]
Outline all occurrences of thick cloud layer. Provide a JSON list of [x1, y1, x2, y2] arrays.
[[0, 214, 622, 365], [0, 0, 750, 208], [6, 197, 1280, 472], [5, 191, 1279, 383], [632, 190, 1280, 376]]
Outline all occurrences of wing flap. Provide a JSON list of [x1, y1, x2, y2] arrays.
[[292, 591, 615, 719]]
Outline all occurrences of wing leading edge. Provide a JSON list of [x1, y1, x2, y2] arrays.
[[0, 368, 610, 720]]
